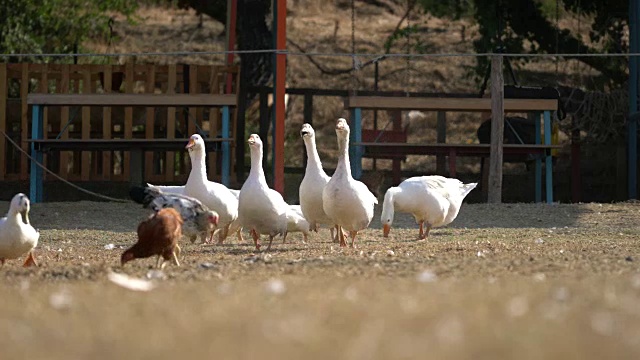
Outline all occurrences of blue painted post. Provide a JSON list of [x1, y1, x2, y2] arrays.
[[628, 0, 639, 199], [221, 105, 230, 186], [350, 108, 363, 179], [30, 105, 44, 203], [534, 112, 542, 203], [544, 110, 553, 204]]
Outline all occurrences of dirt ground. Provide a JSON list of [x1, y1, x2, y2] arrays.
[[1, 199, 640, 359]]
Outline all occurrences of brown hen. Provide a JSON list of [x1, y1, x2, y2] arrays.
[[121, 208, 183, 269]]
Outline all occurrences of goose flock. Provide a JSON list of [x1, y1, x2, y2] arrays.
[[0, 118, 477, 267]]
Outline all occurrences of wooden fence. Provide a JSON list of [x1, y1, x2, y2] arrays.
[[0, 62, 239, 184]]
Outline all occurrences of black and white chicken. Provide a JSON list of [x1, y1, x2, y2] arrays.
[[129, 186, 219, 244]]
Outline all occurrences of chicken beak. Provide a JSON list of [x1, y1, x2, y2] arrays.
[[185, 138, 195, 149], [383, 224, 390, 238]]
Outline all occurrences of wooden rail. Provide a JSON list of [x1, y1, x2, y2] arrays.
[[347, 95, 559, 203], [1, 62, 239, 185], [27, 91, 237, 203]]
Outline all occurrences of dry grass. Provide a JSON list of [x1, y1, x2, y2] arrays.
[[1, 200, 640, 359]]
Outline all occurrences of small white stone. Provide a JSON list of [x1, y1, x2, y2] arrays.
[[49, 289, 73, 310], [535, 238, 544, 244], [506, 296, 529, 318], [265, 278, 286, 295], [103, 244, 116, 250], [416, 270, 437, 283], [386, 250, 395, 257], [146, 270, 167, 280], [262, 253, 273, 263], [344, 287, 358, 302], [533, 273, 546, 282]]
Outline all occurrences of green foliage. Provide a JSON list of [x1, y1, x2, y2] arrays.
[[0, 0, 138, 63], [415, 0, 630, 87], [416, 0, 473, 20]]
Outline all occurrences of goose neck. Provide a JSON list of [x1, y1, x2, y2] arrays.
[[249, 146, 265, 179], [189, 150, 208, 181], [304, 137, 324, 172], [336, 134, 351, 176]]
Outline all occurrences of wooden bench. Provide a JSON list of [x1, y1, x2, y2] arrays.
[[346, 96, 558, 203], [361, 129, 408, 160], [27, 93, 237, 203]]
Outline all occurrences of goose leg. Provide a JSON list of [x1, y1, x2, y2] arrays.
[[236, 227, 244, 242], [22, 251, 38, 267], [338, 225, 347, 247], [349, 230, 358, 248], [302, 232, 308, 244], [425, 225, 432, 239], [155, 255, 163, 269], [282, 232, 288, 244], [266, 235, 274, 251], [251, 229, 261, 250], [418, 221, 425, 240]]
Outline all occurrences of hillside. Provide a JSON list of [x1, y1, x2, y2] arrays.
[[81, 1, 621, 202]]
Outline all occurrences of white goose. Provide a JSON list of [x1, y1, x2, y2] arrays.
[[381, 176, 477, 239], [299, 123, 341, 243], [323, 118, 378, 247], [282, 205, 310, 244], [238, 134, 289, 251], [0, 193, 39, 267], [184, 134, 239, 244]]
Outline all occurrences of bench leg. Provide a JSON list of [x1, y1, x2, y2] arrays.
[[534, 112, 542, 203], [130, 149, 143, 186], [350, 107, 363, 179], [30, 105, 44, 203], [448, 149, 457, 177], [544, 110, 553, 204], [222, 106, 230, 186]]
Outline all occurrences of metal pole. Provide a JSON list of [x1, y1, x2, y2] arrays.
[[628, 0, 639, 199], [488, 55, 504, 203], [273, 0, 287, 195]]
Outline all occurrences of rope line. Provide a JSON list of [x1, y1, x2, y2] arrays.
[[0, 130, 130, 203], [3, 50, 640, 59]]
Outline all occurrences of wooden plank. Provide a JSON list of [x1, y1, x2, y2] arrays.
[[208, 66, 220, 180], [166, 64, 177, 182], [123, 61, 134, 180], [81, 67, 91, 181], [145, 65, 156, 180], [188, 64, 198, 136], [102, 65, 112, 180], [20, 63, 29, 180], [59, 65, 70, 178], [26, 93, 237, 106], [346, 96, 558, 112], [488, 55, 505, 204], [352, 142, 561, 149], [436, 111, 446, 174], [0, 63, 6, 180]]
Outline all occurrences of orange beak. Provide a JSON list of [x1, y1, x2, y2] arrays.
[[185, 138, 195, 149], [383, 224, 390, 237]]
